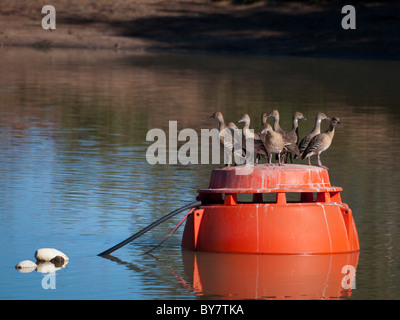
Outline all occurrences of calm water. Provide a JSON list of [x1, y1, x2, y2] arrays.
[[0, 48, 399, 300]]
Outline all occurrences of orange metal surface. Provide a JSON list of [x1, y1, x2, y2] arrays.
[[181, 164, 360, 254], [201, 164, 342, 193]]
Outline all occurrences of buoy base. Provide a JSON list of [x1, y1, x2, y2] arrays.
[[181, 165, 360, 255], [181, 203, 359, 254]]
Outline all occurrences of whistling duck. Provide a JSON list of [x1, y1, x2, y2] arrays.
[[209, 111, 233, 166], [260, 112, 268, 129], [209, 111, 226, 131], [238, 114, 268, 164], [266, 109, 301, 161], [301, 117, 342, 169], [227, 122, 239, 131], [267, 109, 287, 136], [285, 111, 307, 162], [227, 122, 247, 164], [259, 123, 285, 165], [288, 112, 307, 144], [297, 112, 330, 162]]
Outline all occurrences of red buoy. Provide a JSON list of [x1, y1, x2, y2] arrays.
[[181, 164, 360, 254]]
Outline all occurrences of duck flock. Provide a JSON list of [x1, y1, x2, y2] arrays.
[[210, 110, 341, 170]]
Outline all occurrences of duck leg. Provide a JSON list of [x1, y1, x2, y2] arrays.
[[278, 152, 282, 166], [268, 153, 273, 166], [280, 153, 286, 164], [317, 154, 328, 170], [307, 157, 311, 166]]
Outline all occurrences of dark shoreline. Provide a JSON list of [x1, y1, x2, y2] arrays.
[[0, 0, 399, 60]]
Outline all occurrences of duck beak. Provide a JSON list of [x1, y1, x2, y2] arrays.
[[302, 117, 307, 120], [209, 115, 215, 119], [337, 120, 342, 125], [238, 118, 244, 123]]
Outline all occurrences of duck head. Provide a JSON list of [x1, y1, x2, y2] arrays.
[[331, 117, 342, 126], [238, 114, 250, 124], [261, 112, 268, 124], [294, 112, 307, 121], [259, 123, 273, 135], [227, 122, 239, 130], [266, 109, 279, 119], [209, 111, 223, 121], [316, 112, 330, 121]]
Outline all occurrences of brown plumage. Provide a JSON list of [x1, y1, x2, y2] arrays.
[[266, 109, 301, 161], [260, 112, 268, 130], [227, 122, 247, 164], [288, 111, 307, 144], [209, 111, 227, 147], [259, 123, 285, 165], [267, 109, 287, 137], [297, 112, 330, 163], [302, 117, 342, 169], [227, 122, 239, 131], [209, 111, 226, 130], [286, 111, 307, 162], [238, 114, 268, 164], [209, 111, 232, 166]]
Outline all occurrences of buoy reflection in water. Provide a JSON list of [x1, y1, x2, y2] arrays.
[[181, 250, 359, 300]]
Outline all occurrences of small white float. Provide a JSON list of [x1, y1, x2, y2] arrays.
[[35, 248, 69, 262], [15, 260, 37, 273], [15, 248, 69, 273]]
